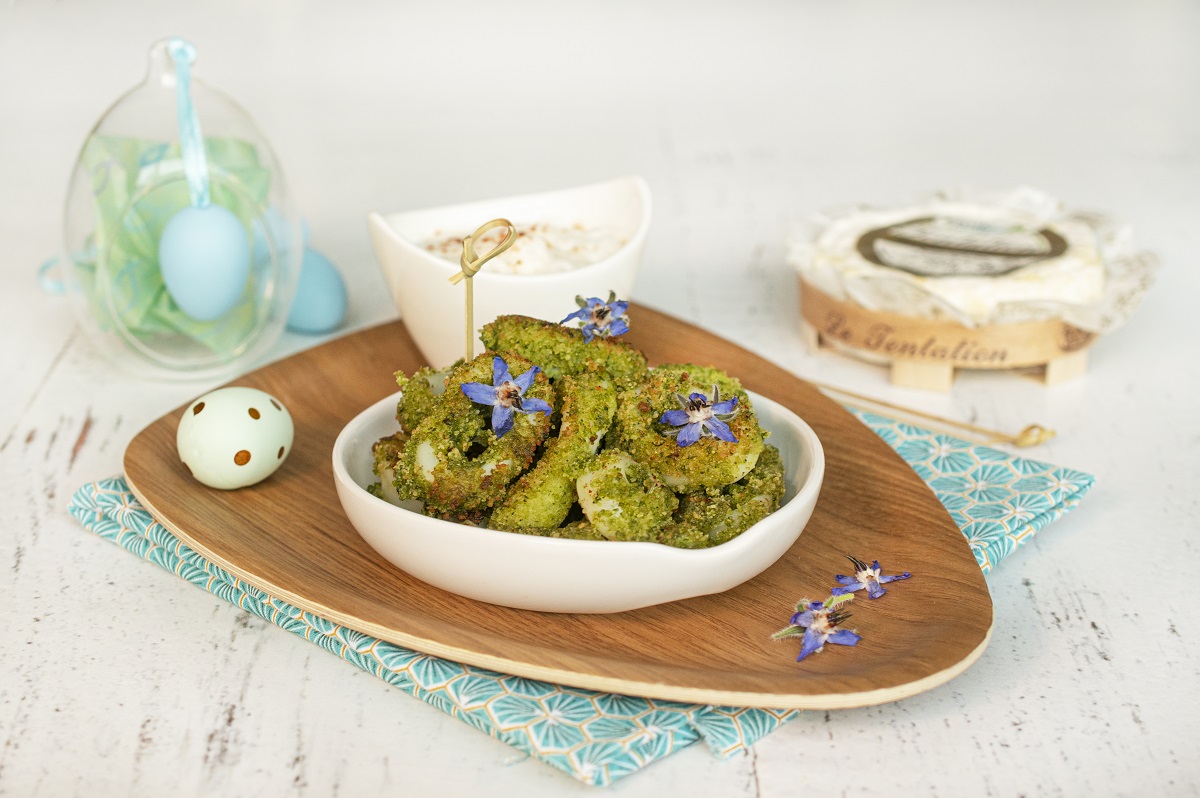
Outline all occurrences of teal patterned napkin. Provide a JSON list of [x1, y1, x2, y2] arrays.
[[845, 409, 1094, 574], [69, 413, 1092, 787]]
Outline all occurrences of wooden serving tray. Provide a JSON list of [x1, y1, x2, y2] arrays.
[[124, 306, 992, 709]]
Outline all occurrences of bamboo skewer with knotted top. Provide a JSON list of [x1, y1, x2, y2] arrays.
[[448, 218, 517, 361]]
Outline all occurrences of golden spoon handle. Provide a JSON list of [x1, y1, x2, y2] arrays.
[[810, 381, 1056, 448]]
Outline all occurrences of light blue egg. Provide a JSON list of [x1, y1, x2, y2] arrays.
[[287, 247, 347, 334], [251, 207, 308, 267], [159, 204, 250, 321]]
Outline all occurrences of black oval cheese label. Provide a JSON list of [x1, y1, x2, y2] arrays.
[[856, 216, 1068, 278]]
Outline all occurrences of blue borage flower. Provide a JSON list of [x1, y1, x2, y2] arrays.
[[460, 356, 552, 438], [831, 556, 912, 600], [561, 291, 630, 342], [771, 594, 861, 662], [658, 387, 739, 448]]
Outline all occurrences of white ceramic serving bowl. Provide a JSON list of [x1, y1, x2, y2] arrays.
[[332, 390, 825, 614], [367, 176, 651, 370]]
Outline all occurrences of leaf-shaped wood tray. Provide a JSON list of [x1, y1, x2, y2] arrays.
[[124, 306, 992, 709]]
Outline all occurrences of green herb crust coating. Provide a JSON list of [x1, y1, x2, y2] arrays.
[[658, 444, 786, 548], [394, 363, 458, 436], [480, 315, 648, 390], [612, 364, 766, 492], [576, 450, 680, 541], [502, 520, 608, 541], [391, 352, 555, 522], [490, 371, 618, 532], [370, 320, 786, 549]]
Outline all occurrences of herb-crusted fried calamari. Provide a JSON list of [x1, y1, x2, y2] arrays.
[[490, 370, 618, 532], [576, 450, 679, 541], [371, 314, 786, 548], [480, 315, 648, 389], [393, 364, 458, 437], [658, 444, 786, 548], [389, 352, 555, 522], [612, 364, 766, 492]]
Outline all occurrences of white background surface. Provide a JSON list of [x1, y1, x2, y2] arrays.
[[2, 1, 1197, 795]]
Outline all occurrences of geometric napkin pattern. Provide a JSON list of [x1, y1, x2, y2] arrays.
[[846, 409, 1095, 573], [69, 412, 1092, 786]]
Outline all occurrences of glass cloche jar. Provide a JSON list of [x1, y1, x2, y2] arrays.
[[60, 38, 302, 380]]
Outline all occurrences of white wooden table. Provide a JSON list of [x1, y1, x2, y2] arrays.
[[2, 2, 1196, 795]]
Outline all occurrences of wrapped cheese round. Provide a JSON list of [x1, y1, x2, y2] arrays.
[[788, 187, 1157, 332]]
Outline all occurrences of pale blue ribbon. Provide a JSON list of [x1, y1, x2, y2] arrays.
[[166, 38, 210, 209], [37, 256, 65, 294]]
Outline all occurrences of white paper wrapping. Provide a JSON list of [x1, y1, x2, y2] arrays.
[[788, 187, 1157, 332]]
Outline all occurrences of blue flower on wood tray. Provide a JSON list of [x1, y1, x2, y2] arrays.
[[461, 356, 552, 437], [772, 595, 861, 662], [830, 556, 912, 600]]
